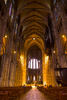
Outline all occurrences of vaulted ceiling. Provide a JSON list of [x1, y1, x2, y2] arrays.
[[15, 0, 52, 40]]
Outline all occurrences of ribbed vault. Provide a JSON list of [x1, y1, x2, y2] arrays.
[[15, 0, 51, 40]]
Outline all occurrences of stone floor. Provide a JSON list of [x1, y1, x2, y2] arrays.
[[19, 88, 51, 100]]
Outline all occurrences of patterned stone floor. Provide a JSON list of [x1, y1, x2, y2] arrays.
[[19, 88, 51, 100]]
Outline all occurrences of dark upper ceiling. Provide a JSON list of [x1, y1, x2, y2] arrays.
[[27, 45, 42, 59], [15, 0, 52, 39]]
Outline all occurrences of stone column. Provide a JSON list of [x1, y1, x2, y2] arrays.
[[51, 51, 58, 86], [0, 2, 8, 52], [22, 51, 26, 85], [0, 35, 14, 87], [58, 2, 67, 36], [51, 13, 67, 68], [45, 56, 53, 86], [0, 54, 11, 87], [43, 53, 46, 85], [9, 60, 16, 87]]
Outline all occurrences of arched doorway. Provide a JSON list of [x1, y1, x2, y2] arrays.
[[27, 45, 43, 84], [22, 34, 46, 86]]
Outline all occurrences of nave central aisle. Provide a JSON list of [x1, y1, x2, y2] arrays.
[[19, 88, 51, 100]]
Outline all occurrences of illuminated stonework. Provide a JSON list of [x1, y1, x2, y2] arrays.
[[20, 34, 57, 86], [1, 0, 67, 87]]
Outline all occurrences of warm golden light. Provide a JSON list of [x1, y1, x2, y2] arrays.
[[32, 85, 37, 89], [33, 37, 35, 40], [13, 50, 16, 54], [20, 55, 23, 60], [62, 35, 66, 42], [45, 55, 49, 64], [4, 35, 8, 38], [20, 55, 24, 65], [62, 35, 65, 38], [44, 82, 46, 86], [3, 37, 6, 46], [53, 50, 56, 54], [65, 50, 67, 54]]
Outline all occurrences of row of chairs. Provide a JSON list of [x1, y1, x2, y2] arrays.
[[38, 86, 67, 100], [0, 86, 31, 100]]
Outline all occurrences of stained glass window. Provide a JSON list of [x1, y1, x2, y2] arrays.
[[28, 59, 40, 69]]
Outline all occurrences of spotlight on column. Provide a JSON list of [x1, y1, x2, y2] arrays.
[[45, 55, 49, 64], [20, 55, 24, 65]]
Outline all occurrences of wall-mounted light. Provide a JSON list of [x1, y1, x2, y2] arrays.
[[13, 50, 16, 54], [53, 50, 56, 54], [4, 35, 8, 39], [65, 50, 67, 54], [62, 34, 66, 42], [33, 37, 35, 40], [3, 35, 8, 46]]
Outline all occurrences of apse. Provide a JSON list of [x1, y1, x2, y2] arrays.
[[26, 45, 43, 84]]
